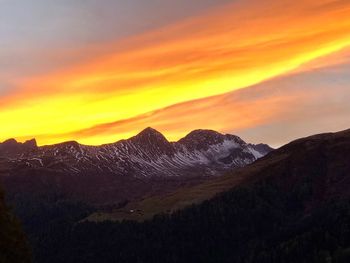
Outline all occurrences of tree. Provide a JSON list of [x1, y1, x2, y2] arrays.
[[0, 189, 32, 263]]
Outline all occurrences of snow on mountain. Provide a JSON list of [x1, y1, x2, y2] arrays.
[[0, 128, 272, 178]]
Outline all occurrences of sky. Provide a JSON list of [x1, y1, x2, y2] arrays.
[[1, 0, 350, 147]]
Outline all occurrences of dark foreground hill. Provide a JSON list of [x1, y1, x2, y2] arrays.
[[16, 128, 350, 263]]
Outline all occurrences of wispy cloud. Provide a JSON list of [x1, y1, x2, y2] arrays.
[[19, 58, 350, 147]]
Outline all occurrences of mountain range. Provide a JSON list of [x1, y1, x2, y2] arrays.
[[0, 128, 271, 204], [6, 128, 349, 263]]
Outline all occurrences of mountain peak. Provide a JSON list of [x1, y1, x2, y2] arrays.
[[131, 127, 171, 148], [138, 127, 163, 137], [0, 138, 38, 156], [179, 129, 226, 148], [133, 127, 168, 141], [2, 138, 18, 145], [187, 129, 222, 137], [23, 139, 37, 149], [177, 129, 247, 152], [50, 140, 81, 150]]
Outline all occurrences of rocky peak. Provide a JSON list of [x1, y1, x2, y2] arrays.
[[0, 138, 38, 157], [23, 139, 38, 150], [178, 129, 242, 151], [128, 127, 174, 155], [39, 140, 83, 157], [180, 129, 224, 143], [52, 141, 82, 151], [0, 139, 19, 156], [251, 143, 274, 155], [2, 138, 18, 146], [137, 127, 165, 137], [132, 127, 169, 144]]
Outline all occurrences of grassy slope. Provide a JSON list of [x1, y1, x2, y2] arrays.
[[86, 151, 287, 222]]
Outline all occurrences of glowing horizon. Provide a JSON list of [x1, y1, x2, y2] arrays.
[[1, 0, 350, 146]]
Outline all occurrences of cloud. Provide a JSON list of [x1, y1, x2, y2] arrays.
[[1, 0, 350, 145], [19, 59, 350, 147], [0, 0, 232, 76]]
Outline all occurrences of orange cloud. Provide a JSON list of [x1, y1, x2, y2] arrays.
[[2, 0, 350, 145], [19, 59, 350, 147]]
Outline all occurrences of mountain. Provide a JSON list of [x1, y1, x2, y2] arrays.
[[0, 128, 272, 204], [87, 128, 350, 221], [0, 127, 270, 177], [20, 128, 350, 263], [0, 138, 37, 156]]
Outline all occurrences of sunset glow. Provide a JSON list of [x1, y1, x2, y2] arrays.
[[1, 0, 350, 145]]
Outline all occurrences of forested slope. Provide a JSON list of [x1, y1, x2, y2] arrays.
[[0, 188, 31, 263]]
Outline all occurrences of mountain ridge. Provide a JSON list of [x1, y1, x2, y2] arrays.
[[0, 127, 272, 204], [0, 127, 272, 177], [0, 127, 269, 149]]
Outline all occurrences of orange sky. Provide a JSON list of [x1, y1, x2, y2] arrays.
[[1, 0, 350, 146]]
